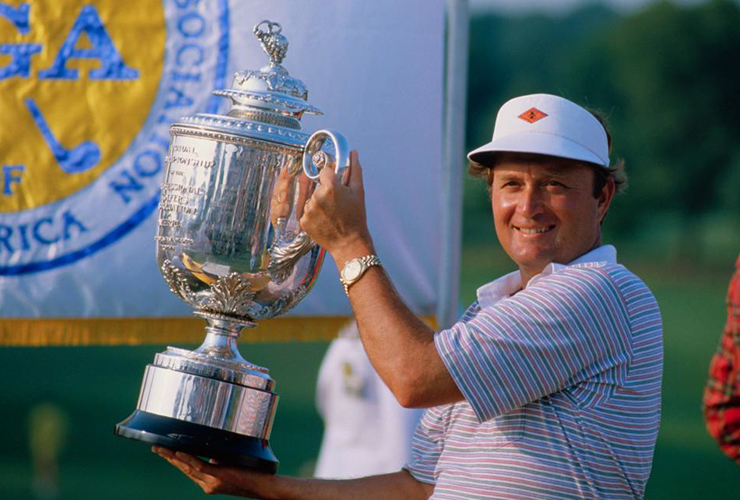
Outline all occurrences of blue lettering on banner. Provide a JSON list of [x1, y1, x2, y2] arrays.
[[0, 0, 230, 275], [0, 210, 86, 253], [109, 150, 162, 204], [175, 43, 204, 66], [164, 85, 195, 109], [38, 5, 139, 80], [178, 11, 205, 38], [0, 2, 42, 79], [2, 165, 24, 195], [0, 3, 31, 33], [110, 171, 144, 204]]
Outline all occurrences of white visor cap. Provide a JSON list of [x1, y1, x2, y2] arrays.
[[468, 93, 610, 168]]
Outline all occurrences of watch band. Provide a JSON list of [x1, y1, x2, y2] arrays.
[[340, 255, 382, 296]]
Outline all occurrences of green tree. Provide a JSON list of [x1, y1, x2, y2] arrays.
[[570, 0, 740, 256]]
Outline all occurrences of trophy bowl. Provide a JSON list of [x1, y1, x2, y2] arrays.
[[114, 20, 349, 473]]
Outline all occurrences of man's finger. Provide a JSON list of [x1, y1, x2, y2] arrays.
[[341, 152, 353, 186], [318, 160, 337, 186], [348, 150, 363, 191], [175, 451, 212, 474], [153, 447, 212, 480]]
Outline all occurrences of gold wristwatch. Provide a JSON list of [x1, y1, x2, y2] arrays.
[[340, 255, 382, 296]]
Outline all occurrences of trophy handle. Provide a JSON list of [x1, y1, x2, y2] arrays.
[[268, 130, 350, 283], [302, 129, 350, 185]]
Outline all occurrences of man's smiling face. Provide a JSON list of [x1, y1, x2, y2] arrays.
[[490, 154, 614, 284]]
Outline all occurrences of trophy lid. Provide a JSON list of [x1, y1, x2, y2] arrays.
[[173, 20, 320, 148], [214, 20, 323, 118]]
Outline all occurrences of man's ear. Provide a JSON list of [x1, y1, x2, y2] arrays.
[[598, 177, 616, 223]]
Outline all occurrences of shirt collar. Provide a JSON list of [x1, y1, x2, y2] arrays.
[[476, 245, 617, 309]]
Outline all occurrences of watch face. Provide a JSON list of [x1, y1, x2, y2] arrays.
[[343, 260, 363, 281]]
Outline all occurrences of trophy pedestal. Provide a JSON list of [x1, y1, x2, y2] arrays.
[[115, 324, 280, 474], [115, 410, 278, 473]]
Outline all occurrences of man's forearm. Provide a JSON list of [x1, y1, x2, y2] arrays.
[[267, 470, 432, 500], [154, 448, 432, 499], [332, 242, 462, 408]]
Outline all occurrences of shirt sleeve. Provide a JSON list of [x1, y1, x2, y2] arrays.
[[435, 265, 634, 422], [703, 255, 740, 463], [403, 406, 448, 485]]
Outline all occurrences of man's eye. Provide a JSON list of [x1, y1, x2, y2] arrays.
[[545, 180, 567, 188]]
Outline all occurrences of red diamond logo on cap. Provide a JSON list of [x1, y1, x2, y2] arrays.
[[518, 107, 548, 124]]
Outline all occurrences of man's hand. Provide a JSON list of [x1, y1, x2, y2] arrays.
[[153, 446, 273, 497], [300, 150, 375, 269]]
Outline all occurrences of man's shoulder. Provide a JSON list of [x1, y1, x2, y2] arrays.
[[529, 261, 657, 310], [560, 260, 648, 288], [536, 261, 627, 291]]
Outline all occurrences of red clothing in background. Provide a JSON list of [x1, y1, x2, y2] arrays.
[[703, 254, 740, 464]]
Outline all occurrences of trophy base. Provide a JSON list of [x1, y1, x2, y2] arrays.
[[115, 410, 279, 474]]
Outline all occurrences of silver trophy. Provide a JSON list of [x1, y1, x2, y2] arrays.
[[115, 20, 349, 473]]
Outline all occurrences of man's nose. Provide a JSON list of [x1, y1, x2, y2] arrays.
[[516, 185, 544, 216]]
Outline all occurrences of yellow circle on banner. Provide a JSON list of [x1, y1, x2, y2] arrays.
[[0, 0, 165, 213]]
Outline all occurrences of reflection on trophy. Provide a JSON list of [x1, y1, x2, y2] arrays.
[[114, 20, 349, 473]]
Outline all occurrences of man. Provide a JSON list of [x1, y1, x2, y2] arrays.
[[703, 253, 740, 464], [154, 93, 663, 498]]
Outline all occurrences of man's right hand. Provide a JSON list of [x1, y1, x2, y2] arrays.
[[299, 150, 375, 272]]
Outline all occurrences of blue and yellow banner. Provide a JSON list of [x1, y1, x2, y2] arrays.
[[0, 0, 448, 345]]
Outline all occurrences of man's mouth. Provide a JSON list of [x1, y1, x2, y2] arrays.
[[515, 225, 555, 235]]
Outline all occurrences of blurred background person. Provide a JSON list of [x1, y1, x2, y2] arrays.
[[313, 321, 423, 478], [28, 402, 68, 500]]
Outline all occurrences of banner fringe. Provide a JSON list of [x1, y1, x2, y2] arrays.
[[0, 316, 438, 346]]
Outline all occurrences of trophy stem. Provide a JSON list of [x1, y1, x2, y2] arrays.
[[193, 314, 256, 363]]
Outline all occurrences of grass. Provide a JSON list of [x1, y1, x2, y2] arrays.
[[1, 244, 739, 498], [0, 342, 328, 500]]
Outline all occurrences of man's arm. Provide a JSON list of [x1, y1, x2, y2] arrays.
[[299, 151, 463, 408], [153, 447, 433, 499]]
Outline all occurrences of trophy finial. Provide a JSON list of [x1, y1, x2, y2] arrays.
[[254, 20, 288, 65], [220, 19, 317, 108]]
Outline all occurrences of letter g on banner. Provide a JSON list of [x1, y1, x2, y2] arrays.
[[0, 0, 229, 275]]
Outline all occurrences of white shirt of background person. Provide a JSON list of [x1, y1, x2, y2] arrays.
[[314, 321, 424, 478]]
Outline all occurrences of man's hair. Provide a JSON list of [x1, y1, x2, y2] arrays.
[[469, 109, 628, 198]]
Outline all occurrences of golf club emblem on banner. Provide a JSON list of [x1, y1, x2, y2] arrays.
[[0, 0, 229, 275]]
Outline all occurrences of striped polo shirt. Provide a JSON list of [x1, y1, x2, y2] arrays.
[[405, 246, 663, 499]]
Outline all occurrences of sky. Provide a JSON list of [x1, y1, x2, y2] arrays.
[[468, 0, 709, 15]]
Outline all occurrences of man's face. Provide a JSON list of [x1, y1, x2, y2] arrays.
[[490, 157, 614, 282]]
